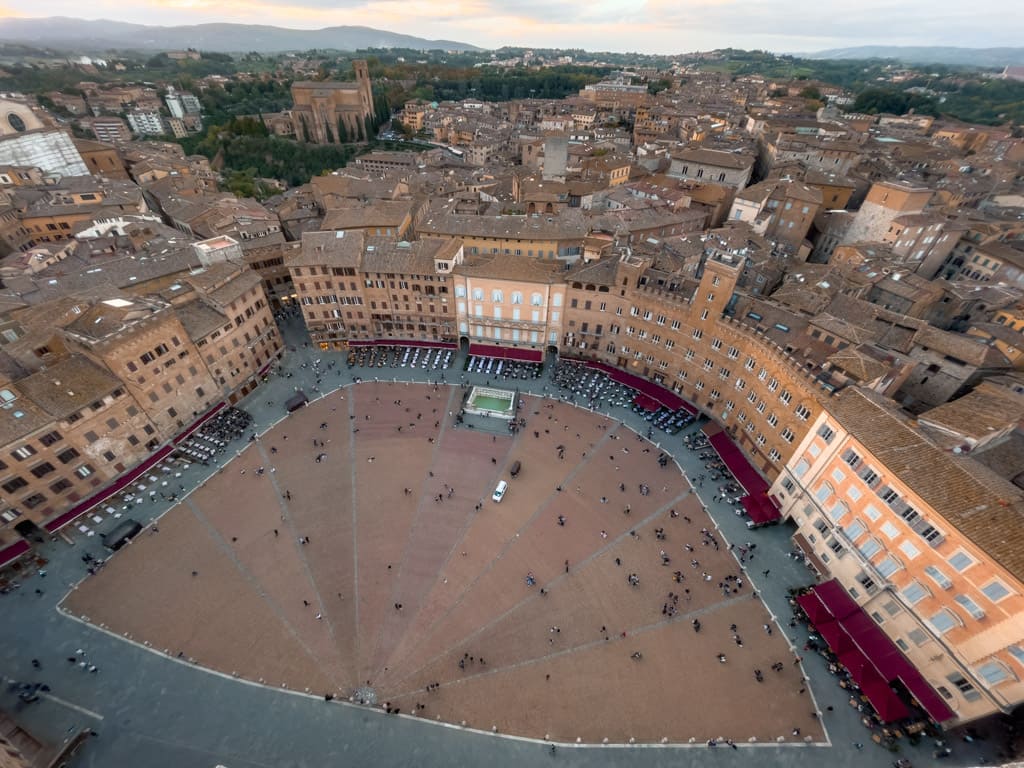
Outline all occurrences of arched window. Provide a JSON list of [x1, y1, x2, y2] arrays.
[[901, 581, 929, 604], [977, 661, 1013, 686], [876, 556, 902, 578], [511, 291, 523, 305], [814, 482, 833, 503], [858, 537, 881, 559], [472, 287, 484, 301], [841, 516, 864, 540], [455, 285, 467, 298], [829, 501, 849, 523], [929, 608, 961, 634], [531, 292, 544, 306], [492, 289, 503, 304]]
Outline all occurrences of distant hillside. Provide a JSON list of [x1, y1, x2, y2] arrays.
[[0, 17, 482, 54], [808, 45, 1024, 68]]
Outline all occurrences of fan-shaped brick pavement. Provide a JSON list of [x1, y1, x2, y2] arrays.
[[66, 382, 823, 744]]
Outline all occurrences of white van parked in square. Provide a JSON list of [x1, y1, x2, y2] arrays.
[[492, 480, 508, 502]]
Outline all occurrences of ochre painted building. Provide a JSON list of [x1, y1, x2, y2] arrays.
[[772, 389, 1024, 725]]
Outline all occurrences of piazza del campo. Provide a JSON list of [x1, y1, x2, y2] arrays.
[[0, 6, 1023, 767]]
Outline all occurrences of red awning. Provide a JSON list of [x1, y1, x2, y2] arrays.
[[397, 339, 457, 349], [633, 394, 661, 412], [817, 619, 856, 654], [0, 539, 30, 569], [844, 611, 908, 680], [838, 646, 873, 678], [900, 673, 956, 724], [708, 431, 770, 497], [796, 591, 833, 625], [839, 610, 877, 637], [806, 580, 955, 724], [811, 580, 860, 622], [859, 668, 911, 723], [870, 646, 910, 683], [469, 344, 543, 362], [44, 444, 175, 533], [841, 611, 900, 662], [841, 613, 955, 722], [831, 646, 911, 723], [740, 493, 781, 525]]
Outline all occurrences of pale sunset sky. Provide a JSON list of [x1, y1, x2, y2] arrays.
[[0, 0, 1018, 52]]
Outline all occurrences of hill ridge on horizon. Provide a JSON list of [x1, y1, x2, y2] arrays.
[[807, 44, 1024, 67], [0, 16, 482, 53], [2, 18, 1023, 67]]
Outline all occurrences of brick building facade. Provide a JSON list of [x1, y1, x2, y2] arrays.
[[0, 266, 281, 552]]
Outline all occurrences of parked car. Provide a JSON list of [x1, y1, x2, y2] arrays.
[[492, 480, 508, 503]]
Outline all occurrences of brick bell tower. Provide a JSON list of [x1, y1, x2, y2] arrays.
[[694, 253, 740, 324], [352, 59, 373, 117]]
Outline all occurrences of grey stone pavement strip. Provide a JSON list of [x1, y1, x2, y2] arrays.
[[0, 312, 1000, 767], [363, 384, 462, 679]]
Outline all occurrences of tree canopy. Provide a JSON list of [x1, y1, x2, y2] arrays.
[[852, 88, 940, 117]]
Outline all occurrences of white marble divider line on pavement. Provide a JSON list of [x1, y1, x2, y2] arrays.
[[0, 675, 105, 721], [51, 604, 830, 749], [53, 604, 347, 703], [40, 692, 105, 721], [396, 708, 832, 748]]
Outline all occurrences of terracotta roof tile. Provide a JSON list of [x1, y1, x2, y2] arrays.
[[831, 388, 1024, 582], [17, 354, 122, 419]]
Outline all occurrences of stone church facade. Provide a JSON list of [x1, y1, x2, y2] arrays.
[[290, 60, 374, 144]]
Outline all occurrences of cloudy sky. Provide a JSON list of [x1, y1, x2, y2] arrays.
[[1, 0, 1018, 52]]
